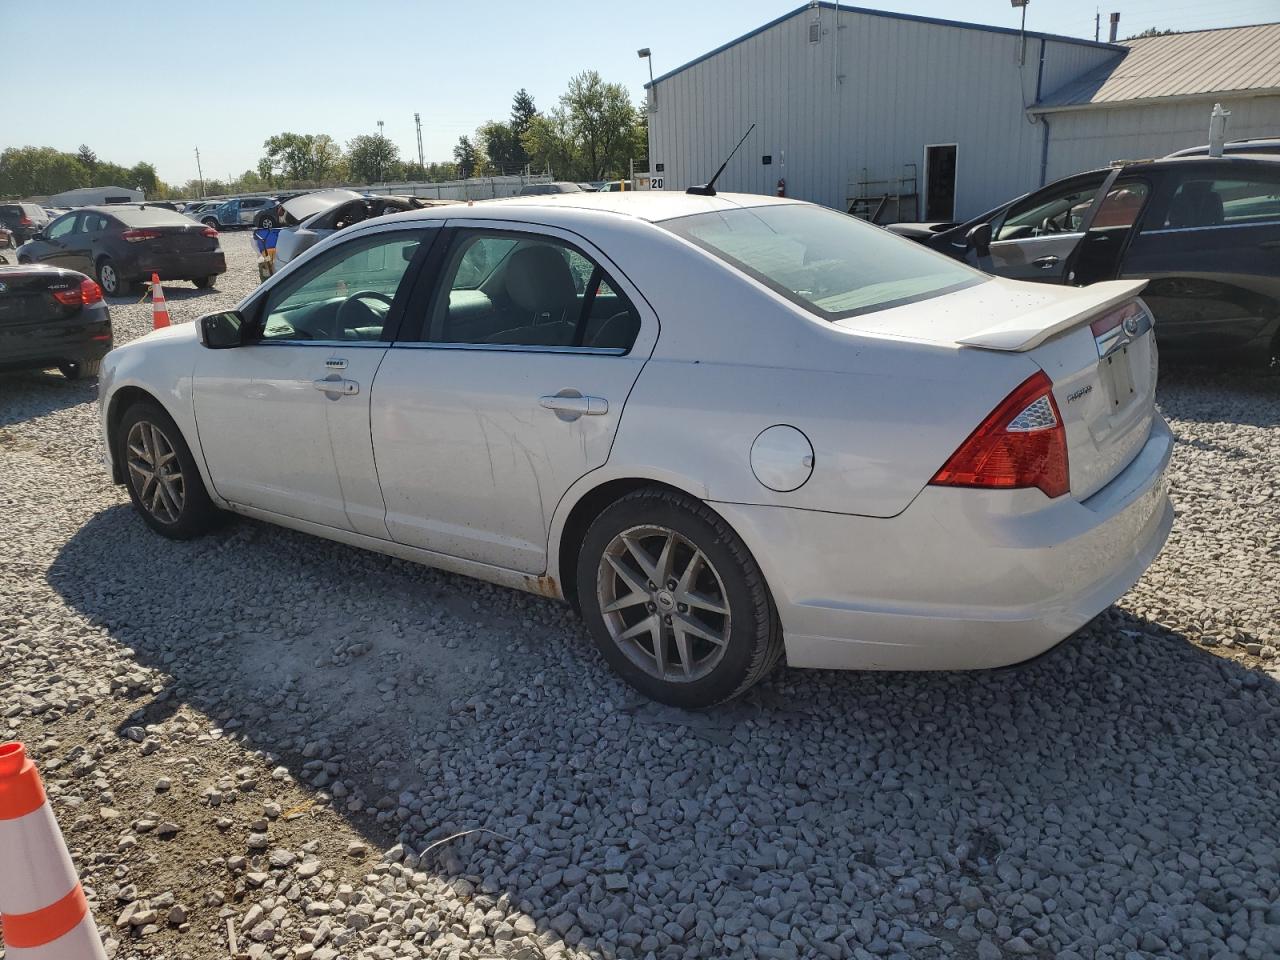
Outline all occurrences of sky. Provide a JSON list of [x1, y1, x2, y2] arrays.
[[3, 0, 1278, 187]]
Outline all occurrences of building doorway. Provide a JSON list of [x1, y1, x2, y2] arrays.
[[924, 144, 958, 221]]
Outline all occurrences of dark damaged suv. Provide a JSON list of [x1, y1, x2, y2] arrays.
[[0, 265, 113, 380], [889, 155, 1280, 364]]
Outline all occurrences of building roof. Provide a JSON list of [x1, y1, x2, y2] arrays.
[[647, 2, 1123, 88], [1036, 23, 1280, 111]]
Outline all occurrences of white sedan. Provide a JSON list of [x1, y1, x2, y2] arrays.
[[98, 191, 1173, 707]]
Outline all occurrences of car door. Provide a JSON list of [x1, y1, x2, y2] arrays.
[[1119, 165, 1280, 353], [193, 224, 438, 534], [34, 213, 82, 268], [369, 221, 656, 574], [63, 212, 108, 275], [981, 171, 1116, 282], [239, 199, 261, 225]]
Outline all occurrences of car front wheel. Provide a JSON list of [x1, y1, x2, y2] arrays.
[[577, 488, 783, 707], [58, 359, 101, 380], [118, 401, 220, 540]]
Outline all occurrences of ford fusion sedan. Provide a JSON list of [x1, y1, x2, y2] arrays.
[[97, 192, 1173, 706], [18, 205, 226, 295], [0, 265, 112, 379]]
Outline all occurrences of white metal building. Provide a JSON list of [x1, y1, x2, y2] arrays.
[[46, 185, 144, 207], [645, 5, 1280, 221]]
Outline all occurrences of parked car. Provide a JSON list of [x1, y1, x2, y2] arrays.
[[98, 191, 1172, 707], [0, 264, 112, 379], [1166, 138, 1280, 158], [0, 203, 50, 245], [576, 182, 599, 192], [516, 181, 584, 196], [887, 155, 1280, 363], [17, 205, 227, 295], [183, 201, 220, 220], [200, 197, 279, 230], [597, 181, 627, 192], [271, 191, 450, 271]]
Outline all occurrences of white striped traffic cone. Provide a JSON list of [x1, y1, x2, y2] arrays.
[[0, 742, 107, 959], [151, 273, 171, 329]]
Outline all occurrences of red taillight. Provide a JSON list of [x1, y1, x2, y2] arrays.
[[201, 226, 219, 238], [930, 370, 1069, 498], [121, 229, 162, 243], [51, 278, 103, 307], [80, 278, 103, 305], [19, 214, 32, 226]]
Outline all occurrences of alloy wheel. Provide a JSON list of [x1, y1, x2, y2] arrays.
[[126, 420, 186, 524], [99, 263, 118, 294], [596, 524, 731, 683]]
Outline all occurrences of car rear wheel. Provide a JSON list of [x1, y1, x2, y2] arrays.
[[97, 258, 125, 296], [577, 488, 783, 707], [118, 401, 220, 540], [256, 215, 276, 229], [202, 217, 219, 229], [193, 275, 216, 290], [58, 359, 101, 381]]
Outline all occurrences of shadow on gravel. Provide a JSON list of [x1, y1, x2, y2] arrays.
[[0, 368, 95, 427], [1157, 361, 1279, 428], [48, 504, 1280, 958]]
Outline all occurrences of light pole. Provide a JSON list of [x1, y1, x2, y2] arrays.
[[194, 146, 205, 198], [638, 48, 654, 186], [376, 120, 386, 182], [1011, 0, 1029, 66]]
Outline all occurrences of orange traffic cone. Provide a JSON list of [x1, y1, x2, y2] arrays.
[[151, 273, 171, 329], [0, 743, 108, 958]]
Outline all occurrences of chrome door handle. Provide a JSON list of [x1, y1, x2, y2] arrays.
[[1032, 256, 1060, 269], [540, 393, 608, 420], [313, 377, 359, 396]]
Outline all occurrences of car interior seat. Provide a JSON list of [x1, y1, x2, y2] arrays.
[[487, 244, 578, 345]]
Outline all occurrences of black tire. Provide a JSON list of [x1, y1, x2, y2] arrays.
[[576, 487, 783, 707], [58, 358, 101, 380], [255, 214, 276, 229], [117, 400, 220, 540], [18, 256, 31, 265], [193, 275, 216, 290], [202, 217, 219, 229], [96, 257, 125, 296]]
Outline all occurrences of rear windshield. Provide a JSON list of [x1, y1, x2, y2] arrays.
[[660, 203, 983, 320], [109, 206, 196, 227]]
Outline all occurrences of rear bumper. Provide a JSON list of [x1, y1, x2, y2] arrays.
[[0, 303, 113, 372], [121, 250, 226, 281], [714, 415, 1175, 671]]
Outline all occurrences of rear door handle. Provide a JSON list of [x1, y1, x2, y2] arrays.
[[314, 377, 359, 396], [1259, 240, 1280, 249], [1032, 256, 1060, 269], [540, 393, 608, 420]]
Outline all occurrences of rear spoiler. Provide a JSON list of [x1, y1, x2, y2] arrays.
[[957, 279, 1148, 352]]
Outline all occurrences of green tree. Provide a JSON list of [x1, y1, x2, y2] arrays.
[[477, 121, 521, 173], [521, 111, 577, 180], [262, 133, 320, 182], [347, 134, 399, 183], [311, 134, 343, 184], [561, 70, 637, 179], [129, 162, 159, 195], [76, 144, 99, 175], [453, 136, 479, 178], [509, 88, 537, 167], [0, 146, 89, 196], [92, 161, 133, 188]]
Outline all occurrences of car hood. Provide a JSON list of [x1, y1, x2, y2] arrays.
[[283, 189, 364, 222]]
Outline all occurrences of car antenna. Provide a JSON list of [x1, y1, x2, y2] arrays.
[[686, 123, 756, 197]]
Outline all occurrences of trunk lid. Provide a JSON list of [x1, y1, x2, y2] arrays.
[[0, 266, 83, 325], [137, 223, 219, 254], [838, 277, 1156, 501]]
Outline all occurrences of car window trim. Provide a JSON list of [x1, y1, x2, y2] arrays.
[[241, 225, 439, 346], [1140, 217, 1280, 236], [406, 225, 641, 355]]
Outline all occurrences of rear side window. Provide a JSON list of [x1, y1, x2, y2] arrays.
[[426, 231, 641, 351], [1156, 177, 1280, 229]]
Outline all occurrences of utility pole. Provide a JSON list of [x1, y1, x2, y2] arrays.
[[376, 120, 385, 182], [194, 146, 205, 198], [1095, 9, 1100, 42], [414, 113, 424, 174]]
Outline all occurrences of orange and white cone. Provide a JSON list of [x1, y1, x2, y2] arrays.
[[0, 742, 107, 959], [151, 273, 171, 329]]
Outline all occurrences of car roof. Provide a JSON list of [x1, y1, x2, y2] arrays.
[[391, 190, 800, 226]]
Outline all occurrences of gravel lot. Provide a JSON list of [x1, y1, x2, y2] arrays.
[[2, 230, 1279, 960]]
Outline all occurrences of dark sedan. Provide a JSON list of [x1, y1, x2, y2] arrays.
[[888, 155, 1280, 364], [16, 205, 227, 296], [0, 265, 113, 379]]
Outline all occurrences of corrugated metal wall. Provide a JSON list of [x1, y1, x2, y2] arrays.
[[1043, 96, 1280, 179], [648, 7, 1124, 219]]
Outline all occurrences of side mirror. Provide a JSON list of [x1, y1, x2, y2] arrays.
[[965, 222, 993, 258], [198, 310, 246, 349]]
